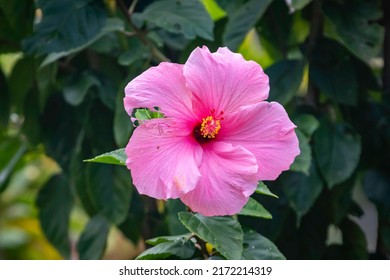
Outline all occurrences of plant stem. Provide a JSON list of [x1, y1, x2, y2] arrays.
[[116, 0, 170, 63]]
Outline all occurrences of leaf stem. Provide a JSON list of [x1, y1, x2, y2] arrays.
[[193, 235, 210, 259]]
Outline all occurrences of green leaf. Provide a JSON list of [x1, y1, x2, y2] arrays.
[[281, 163, 323, 222], [293, 114, 319, 138], [287, 0, 312, 11], [84, 148, 126, 166], [178, 212, 243, 260], [241, 230, 285, 260], [223, 0, 272, 51], [134, 108, 164, 121], [23, 0, 107, 56], [255, 181, 278, 198], [36, 174, 73, 259], [323, 0, 384, 62], [134, 0, 214, 41], [310, 38, 359, 106], [239, 198, 272, 219], [0, 70, 9, 126], [63, 71, 100, 106], [265, 59, 305, 105], [41, 18, 125, 67], [77, 215, 110, 260], [85, 164, 131, 224], [137, 236, 195, 260], [290, 129, 311, 175], [146, 234, 191, 246], [314, 118, 361, 189]]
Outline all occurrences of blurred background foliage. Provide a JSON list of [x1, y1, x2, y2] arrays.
[[0, 0, 389, 259]]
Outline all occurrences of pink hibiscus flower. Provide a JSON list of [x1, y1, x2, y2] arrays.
[[124, 46, 299, 216]]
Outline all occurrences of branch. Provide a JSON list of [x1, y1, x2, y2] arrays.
[[116, 0, 170, 63], [306, 0, 324, 107], [383, 0, 390, 96]]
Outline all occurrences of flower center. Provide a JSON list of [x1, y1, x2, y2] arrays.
[[194, 110, 224, 142], [200, 116, 221, 138]]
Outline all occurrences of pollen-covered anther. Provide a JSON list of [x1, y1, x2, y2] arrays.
[[200, 112, 223, 138]]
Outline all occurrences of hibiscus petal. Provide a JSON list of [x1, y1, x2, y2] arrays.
[[219, 102, 300, 181], [124, 62, 196, 124], [180, 142, 258, 216], [126, 119, 202, 200], [183, 46, 269, 116]]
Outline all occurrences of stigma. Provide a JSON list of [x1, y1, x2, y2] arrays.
[[200, 110, 224, 139]]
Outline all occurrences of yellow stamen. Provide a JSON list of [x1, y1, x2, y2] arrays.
[[200, 116, 221, 138]]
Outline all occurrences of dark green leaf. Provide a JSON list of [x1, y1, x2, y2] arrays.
[[117, 192, 144, 244], [223, 0, 272, 50], [239, 198, 272, 219], [178, 212, 243, 260], [23, 0, 107, 56], [36, 62, 58, 111], [281, 163, 323, 222], [63, 72, 100, 106], [255, 181, 278, 198], [241, 230, 285, 260], [166, 199, 188, 235], [114, 82, 133, 147], [70, 134, 99, 217], [136, 237, 195, 260], [266, 59, 305, 105], [77, 215, 110, 260], [363, 170, 390, 220], [323, 0, 384, 62], [314, 118, 361, 188], [84, 148, 126, 166], [134, 0, 214, 41], [8, 56, 36, 112], [36, 174, 73, 259], [40, 18, 125, 66], [340, 218, 368, 259], [96, 75, 117, 110], [310, 39, 358, 105], [380, 224, 390, 252], [118, 45, 149, 66], [329, 175, 357, 225], [293, 114, 319, 138], [0, 70, 9, 126], [290, 129, 311, 175], [85, 164, 131, 224], [0, 0, 34, 52]]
